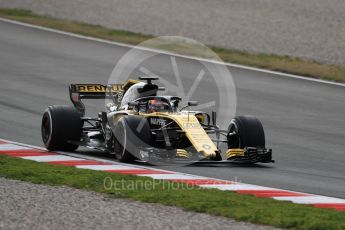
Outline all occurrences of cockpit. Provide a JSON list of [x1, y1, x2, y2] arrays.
[[119, 81, 181, 113], [135, 96, 181, 113], [146, 99, 170, 113]]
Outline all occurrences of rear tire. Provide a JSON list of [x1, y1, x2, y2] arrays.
[[227, 115, 265, 149], [41, 105, 82, 151], [113, 115, 151, 162]]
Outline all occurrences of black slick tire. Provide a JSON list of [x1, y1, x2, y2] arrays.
[[41, 105, 82, 151]]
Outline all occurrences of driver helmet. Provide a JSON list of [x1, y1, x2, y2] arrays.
[[147, 99, 170, 113]]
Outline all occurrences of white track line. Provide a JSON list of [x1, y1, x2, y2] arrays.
[[0, 144, 32, 151], [139, 174, 204, 180], [2, 138, 345, 211], [21, 155, 82, 162], [76, 165, 139, 171], [200, 184, 275, 191], [0, 17, 344, 88], [273, 196, 345, 204]]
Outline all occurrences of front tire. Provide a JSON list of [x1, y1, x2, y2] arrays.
[[113, 115, 151, 162], [227, 115, 265, 149], [41, 105, 82, 151]]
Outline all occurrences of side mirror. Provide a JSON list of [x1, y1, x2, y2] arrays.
[[180, 101, 199, 111], [188, 101, 198, 107]]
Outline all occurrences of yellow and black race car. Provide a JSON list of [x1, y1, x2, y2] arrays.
[[41, 77, 273, 164]]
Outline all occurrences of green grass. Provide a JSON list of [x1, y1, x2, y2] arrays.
[[1, 155, 345, 230], [1, 8, 345, 83]]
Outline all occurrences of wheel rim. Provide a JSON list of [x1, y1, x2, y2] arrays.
[[41, 114, 51, 144], [228, 121, 241, 148]]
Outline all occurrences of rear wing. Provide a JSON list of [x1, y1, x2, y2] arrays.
[[69, 80, 140, 115], [69, 84, 122, 99]]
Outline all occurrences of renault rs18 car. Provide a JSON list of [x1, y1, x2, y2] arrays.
[[41, 77, 273, 164]]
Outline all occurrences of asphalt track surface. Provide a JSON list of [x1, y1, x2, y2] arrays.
[[0, 20, 344, 199]]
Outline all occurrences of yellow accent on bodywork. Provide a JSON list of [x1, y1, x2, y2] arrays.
[[226, 148, 245, 159], [195, 113, 205, 124], [123, 79, 140, 91], [176, 149, 190, 158], [141, 112, 218, 158]]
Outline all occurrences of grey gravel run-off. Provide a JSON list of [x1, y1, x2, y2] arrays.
[[0, 178, 279, 230]]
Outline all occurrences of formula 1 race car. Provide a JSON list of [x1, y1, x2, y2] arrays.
[[41, 77, 273, 164]]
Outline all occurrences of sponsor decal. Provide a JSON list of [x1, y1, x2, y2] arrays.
[[77, 84, 122, 93], [183, 123, 202, 129], [150, 118, 167, 126]]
